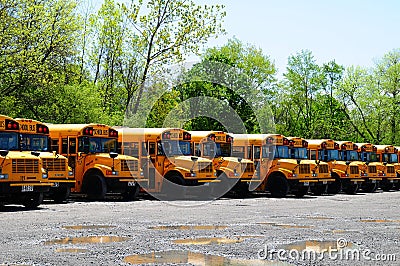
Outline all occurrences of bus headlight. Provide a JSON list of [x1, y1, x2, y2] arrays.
[[68, 171, 74, 176], [0, 174, 8, 179], [140, 171, 144, 176], [42, 173, 48, 179], [106, 170, 118, 176]]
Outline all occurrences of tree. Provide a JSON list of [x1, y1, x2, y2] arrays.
[[173, 39, 276, 133], [282, 50, 324, 138], [121, 0, 226, 116]]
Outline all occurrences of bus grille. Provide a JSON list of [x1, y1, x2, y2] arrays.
[[299, 164, 310, 174], [368, 166, 377, 173], [243, 163, 254, 173], [12, 159, 39, 174], [350, 166, 359, 175], [42, 158, 67, 172], [318, 164, 329, 173], [387, 166, 395, 174], [121, 160, 138, 172], [198, 162, 213, 173]]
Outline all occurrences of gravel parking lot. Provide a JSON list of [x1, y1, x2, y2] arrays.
[[1, 191, 399, 266]]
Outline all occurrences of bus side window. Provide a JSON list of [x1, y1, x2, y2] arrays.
[[69, 138, 76, 154], [232, 146, 245, 158], [254, 146, 261, 160], [310, 150, 317, 160], [149, 142, 156, 156], [62, 138, 68, 154], [156, 142, 164, 156], [50, 139, 59, 153], [141, 142, 148, 156], [247, 146, 252, 160], [194, 143, 201, 157]]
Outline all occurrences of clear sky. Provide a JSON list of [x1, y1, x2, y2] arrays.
[[196, 0, 400, 75]]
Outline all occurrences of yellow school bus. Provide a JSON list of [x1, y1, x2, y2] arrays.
[[0, 115, 52, 208], [47, 124, 143, 200], [15, 118, 74, 202], [375, 145, 400, 191], [233, 134, 332, 197], [287, 137, 333, 195], [116, 128, 216, 198], [189, 131, 256, 195], [307, 139, 364, 194], [395, 146, 400, 190], [355, 143, 385, 193]]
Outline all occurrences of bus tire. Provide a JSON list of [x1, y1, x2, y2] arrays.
[[327, 175, 342, 194], [362, 182, 378, 193], [311, 184, 328, 196], [294, 186, 309, 198], [52, 187, 71, 203], [122, 184, 140, 201], [380, 180, 394, 192], [343, 183, 359, 194], [394, 182, 400, 190], [85, 174, 107, 200], [22, 192, 44, 209], [267, 174, 289, 198], [162, 172, 186, 200]]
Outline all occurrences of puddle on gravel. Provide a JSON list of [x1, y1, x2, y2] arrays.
[[62, 225, 115, 230], [323, 230, 359, 234], [306, 216, 334, 220], [281, 240, 354, 253], [56, 248, 88, 253], [123, 250, 291, 265], [258, 222, 313, 229], [173, 236, 259, 245], [149, 225, 228, 230], [359, 219, 400, 223], [44, 236, 130, 245]]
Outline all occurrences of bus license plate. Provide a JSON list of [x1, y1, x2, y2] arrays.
[[303, 182, 309, 186], [323, 181, 328, 184], [127, 182, 136, 187], [372, 180, 376, 183], [52, 182, 59, 187], [22, 185, 34, 192]]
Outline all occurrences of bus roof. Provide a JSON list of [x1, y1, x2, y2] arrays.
[[233, 133, 283, 145], [115, 127, 190, 141], [189, 131, 233, 142]]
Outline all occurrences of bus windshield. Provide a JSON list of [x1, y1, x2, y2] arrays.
[[162, 140, 191, 156], [0, 132, 19, 151], [291, 147, 308, 159], [382, 153, 398, 164], [360, 152, 379, 162], [318, 149, 340, 161], [78, 137, 117, 153], [274, 146, 289, 159], [20, 134, 49, 151], [203, 141, 231, 157], [340, 150, 359, 161]]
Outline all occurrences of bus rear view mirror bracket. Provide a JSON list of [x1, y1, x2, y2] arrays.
[[0, 150, 9, 157]]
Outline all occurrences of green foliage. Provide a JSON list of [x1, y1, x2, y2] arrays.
[[173, 39, 277, 133]]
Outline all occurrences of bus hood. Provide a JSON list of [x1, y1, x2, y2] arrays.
[[4, 151, 42, 160]]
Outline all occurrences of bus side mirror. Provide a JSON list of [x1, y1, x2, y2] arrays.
[[238, 157, 242, 163], [297, 159, 301, 165], [0, 150, 9, 157], [109, 152, 118, 159], [346, 161, 350, 165], [31, 151, 40, 157], [383, 161, 387, 166], [191, 156, 198, 162]]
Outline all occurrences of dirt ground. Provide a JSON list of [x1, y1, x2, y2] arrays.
[[0, 190, 399, 266]]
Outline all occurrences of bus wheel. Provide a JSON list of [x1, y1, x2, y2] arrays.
[[22, 192, 44, 209], [294, 186, 309, 198], [327, 177, 342, 194], [122, 184, 140, 201], [343, 183, 359, 195], [85, 174, 107, 200], [267, 174, 289, 198], [162, 173, 186, 200], [52, 187, 71, 203], [311, 184, 328, 196], [362, 182, 378, 193], [380, 180, 394, 192], [394, 182, 400, 190]]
